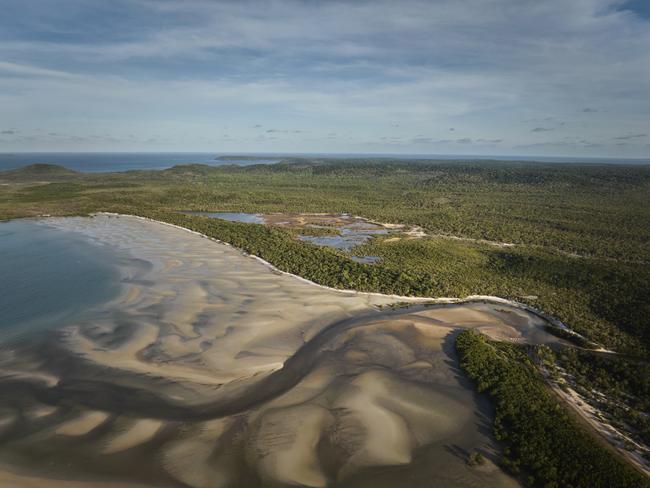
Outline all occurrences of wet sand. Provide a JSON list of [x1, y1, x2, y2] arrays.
[[0, 215, 562, 487]]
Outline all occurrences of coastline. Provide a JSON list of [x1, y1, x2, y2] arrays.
[[0, 213, 628, 487], [0, 213, 561, 488], [95, 212, 596, 345]]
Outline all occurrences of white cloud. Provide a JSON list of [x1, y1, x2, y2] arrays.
[[0, 61, 73, 78], [0, 0, 648, 156]]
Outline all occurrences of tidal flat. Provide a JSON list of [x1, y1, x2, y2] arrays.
[[0, 215, 561, 487]]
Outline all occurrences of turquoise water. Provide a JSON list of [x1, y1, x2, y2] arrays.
[[0, 220, 123, 338]]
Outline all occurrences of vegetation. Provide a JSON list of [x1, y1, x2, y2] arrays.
[[558, 348, 650, 453], [3, 160, 649, 262], [355, 235, 650, 354], [1, 159, 649, 355], [455, 330, 649, 488], [1, 158, 649, 481], [543, 325, 599, 349], [141, 210, 435, 296], [466, 451, 486, 467]]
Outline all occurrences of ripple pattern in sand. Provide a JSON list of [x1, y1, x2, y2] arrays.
[[0, 215, 562, 487]]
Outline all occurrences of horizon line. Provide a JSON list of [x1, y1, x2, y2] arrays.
[[1, 151, 649, 162]]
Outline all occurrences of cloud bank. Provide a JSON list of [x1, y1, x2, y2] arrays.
[[0, 0, 648, 157]]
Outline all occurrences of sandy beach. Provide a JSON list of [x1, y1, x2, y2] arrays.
[[0, 215, 563, 487]]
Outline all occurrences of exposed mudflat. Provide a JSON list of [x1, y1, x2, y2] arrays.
[[0, 215, 561, 487]]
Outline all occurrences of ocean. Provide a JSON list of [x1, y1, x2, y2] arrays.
[[0, 219, 122, 339], [0, 152, 647, 173], [0, 153, 283, 173]]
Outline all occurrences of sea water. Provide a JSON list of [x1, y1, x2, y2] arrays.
[[0, 219, 122, 338]]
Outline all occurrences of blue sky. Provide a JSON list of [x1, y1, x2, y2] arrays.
[[0, 0, 649, 157]]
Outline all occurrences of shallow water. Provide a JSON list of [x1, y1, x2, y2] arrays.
[[188, 211, 388, 254], [0, 219, 122, 338], [297, 227, 387, 251]]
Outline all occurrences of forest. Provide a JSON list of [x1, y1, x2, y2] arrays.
[[557, 348, 650, 454], [455, 330, 649, 488]]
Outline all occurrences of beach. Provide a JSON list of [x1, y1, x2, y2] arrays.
[[0, 215, 563, 487]]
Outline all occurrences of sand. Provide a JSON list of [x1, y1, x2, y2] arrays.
[[55, 411, 109, 436], [102, 419, 162, 454], [46, 215, 398, 392], [0, 215, 564, 487], [0, 468, 156, 488]]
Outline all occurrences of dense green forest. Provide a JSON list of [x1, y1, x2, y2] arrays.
[[557, 348, 650, 452], [1, 159, 649, 261], [1, 158, 649, 483], [455, 330, 649, 488]]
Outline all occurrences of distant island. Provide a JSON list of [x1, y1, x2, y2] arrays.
[[214, 154, 284, 161]]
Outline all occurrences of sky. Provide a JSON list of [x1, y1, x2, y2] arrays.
[[0, 0, 649, 157]]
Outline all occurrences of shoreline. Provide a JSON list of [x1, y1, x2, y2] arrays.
[[95, 211, 597, 347], [0, 213, 627, 487]]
